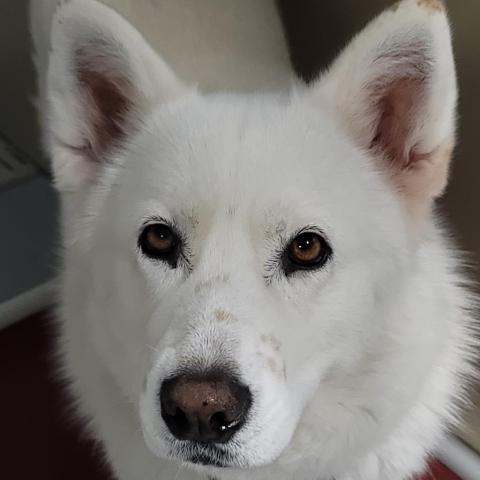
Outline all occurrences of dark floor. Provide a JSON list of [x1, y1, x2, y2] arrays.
[[0, 312, 114, 480], [0, 312, 461, 480]]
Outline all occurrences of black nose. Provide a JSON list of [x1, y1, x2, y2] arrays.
[[160, 373, 251, 443]]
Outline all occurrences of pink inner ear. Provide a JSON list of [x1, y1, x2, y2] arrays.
[[370, 75, 426, 172], [368, 72, 454, 218], [75, 50, 133, 161]]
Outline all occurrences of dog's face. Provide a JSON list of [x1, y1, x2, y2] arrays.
[[91, 97, 409, 470], [47, 0, 456, 475]]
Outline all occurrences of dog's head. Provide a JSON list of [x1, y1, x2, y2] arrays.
[[46, 0, 457, 475]]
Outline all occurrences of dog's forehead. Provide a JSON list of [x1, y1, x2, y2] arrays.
[[125, 95, 368, 209], [113, 93, 403, 253]]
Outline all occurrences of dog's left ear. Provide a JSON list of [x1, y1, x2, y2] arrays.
[[312, 0, 457, 218], [46, 0, 186, 191]]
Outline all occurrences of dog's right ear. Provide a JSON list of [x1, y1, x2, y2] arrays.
[[309, 0, 457, 221], [45, 0, 186, 192]]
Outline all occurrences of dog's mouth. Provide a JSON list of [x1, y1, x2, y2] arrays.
[[171, 442, 238, 469], [187, 451, 228, 468]]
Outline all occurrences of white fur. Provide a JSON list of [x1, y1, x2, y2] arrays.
[[30, 1, 477, 479]]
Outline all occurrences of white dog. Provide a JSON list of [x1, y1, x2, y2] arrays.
[[30, 0, 477, 479]]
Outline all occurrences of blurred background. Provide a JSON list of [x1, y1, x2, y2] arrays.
[[0, 0, 478, 478]]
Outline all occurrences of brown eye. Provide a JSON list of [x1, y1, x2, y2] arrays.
[[284, 231, 331, 274], [139, 224, 179, 265]]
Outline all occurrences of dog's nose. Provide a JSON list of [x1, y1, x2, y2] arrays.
[[160, 373, 251, 443]]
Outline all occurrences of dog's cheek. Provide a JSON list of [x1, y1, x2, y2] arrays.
[[84, 257, 155, 401]]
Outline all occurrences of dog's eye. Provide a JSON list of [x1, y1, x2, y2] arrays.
[[283, 232, 331, 274], [138, 224, 179, 265]]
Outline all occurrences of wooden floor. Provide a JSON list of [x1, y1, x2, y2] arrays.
[[0, 312, 461, 480]]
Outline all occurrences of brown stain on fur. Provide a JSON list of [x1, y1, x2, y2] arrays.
[[267, 357, 278, 375], [260, 334, 281, 352], [214, 309, 231, 323], [266, 357, 287, 381], [417, 0, 444, 13]]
